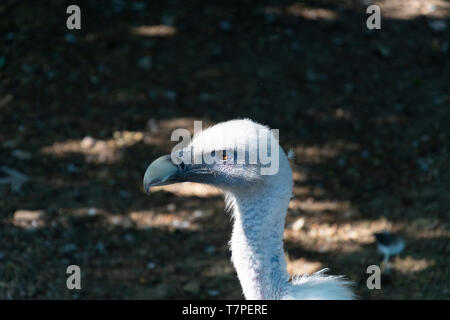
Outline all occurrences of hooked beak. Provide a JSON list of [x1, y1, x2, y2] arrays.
[[143, 155, 181, 193]]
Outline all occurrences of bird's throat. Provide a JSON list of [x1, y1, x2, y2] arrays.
[[227, 186, 291, 300]]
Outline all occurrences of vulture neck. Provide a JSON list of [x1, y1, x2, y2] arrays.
[[227, 170, 292, 299]]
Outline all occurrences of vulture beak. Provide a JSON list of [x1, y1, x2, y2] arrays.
[[143, 155, 181, 193]]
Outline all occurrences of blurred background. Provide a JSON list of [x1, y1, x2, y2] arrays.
[[0, 0, 449, 299]]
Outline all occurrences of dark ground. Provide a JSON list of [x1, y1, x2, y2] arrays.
[[0, 0, 449, 299]]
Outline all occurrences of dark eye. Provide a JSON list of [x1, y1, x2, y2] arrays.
[[222, 150, 228, 161]]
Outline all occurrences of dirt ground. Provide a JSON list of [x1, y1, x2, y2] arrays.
[[0, 0, 449, 299]]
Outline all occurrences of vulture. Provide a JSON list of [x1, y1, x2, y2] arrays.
[[144, 119, 353, 300]]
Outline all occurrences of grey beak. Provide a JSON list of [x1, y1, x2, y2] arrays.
[[143, 155, 180, 193]]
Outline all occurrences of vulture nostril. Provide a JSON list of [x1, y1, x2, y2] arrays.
[[179, 161, 186, 171]]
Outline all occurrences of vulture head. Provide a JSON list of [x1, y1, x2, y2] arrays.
[[143, 119, 291, 194]]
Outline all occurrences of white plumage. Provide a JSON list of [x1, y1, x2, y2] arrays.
[[144, 119, 354, 300]]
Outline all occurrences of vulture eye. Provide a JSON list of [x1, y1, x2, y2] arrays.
[[222, 150, 228, 161]]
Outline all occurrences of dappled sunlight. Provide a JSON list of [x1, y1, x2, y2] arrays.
[[151, 182, 222, 198], [289, 198, 350, 213], [292, 185, 327, 197], [129, 209, 201, 231], [41, 131, 144, 163], [377, 0, 450, 19], [10, 205, 212, 232], [12, 210, 46, 229], [286, 257, 323, 275], [21, 205, 205, 232], [132, 25, 177, 37], [292, 168, 308, 183], [265, 3, 338, 21], [394, 256, 435, 273], [59, 206, 207, 231], [285, 217, 393, 254], [265, 0, 450, 21]]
